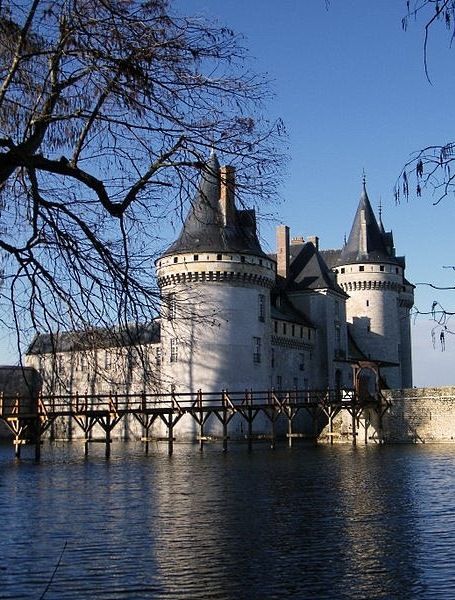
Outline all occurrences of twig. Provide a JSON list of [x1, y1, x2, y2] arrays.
[[39, 541, 67, 600]]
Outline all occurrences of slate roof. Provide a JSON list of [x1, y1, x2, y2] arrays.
[[160, 153, 267, 258], [271, 297, 315, 329], [288, 242, 345, 295], [26, 321, 161, 355], [339, 184, 399, 265], [319, 249, 342, 270]]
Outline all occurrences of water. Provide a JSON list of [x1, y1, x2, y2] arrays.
[[1, 441, 455, 599]]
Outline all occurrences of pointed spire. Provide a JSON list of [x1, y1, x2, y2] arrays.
[[339, 179, 396, 265], [378, 197, 386, 234], [159, 152, 266, 258]]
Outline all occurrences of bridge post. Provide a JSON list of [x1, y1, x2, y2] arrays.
[[168, 414, 174, 456], [105, 412, 111, 459], [352, 408, 357, 446]]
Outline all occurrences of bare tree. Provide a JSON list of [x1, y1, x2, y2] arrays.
[[396, 1, 455, 344], [397, 0, 455, 204], [0, 0, 284, 357]]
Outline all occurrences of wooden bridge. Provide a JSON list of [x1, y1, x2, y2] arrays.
[[0, 388, 389, 460]]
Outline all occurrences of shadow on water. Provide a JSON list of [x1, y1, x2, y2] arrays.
[[1, 442, 455, 599]]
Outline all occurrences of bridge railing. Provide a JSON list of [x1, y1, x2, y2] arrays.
[[0, 387, 372, 418]]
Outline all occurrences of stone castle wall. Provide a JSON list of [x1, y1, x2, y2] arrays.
[[382, 387, 455, 443]]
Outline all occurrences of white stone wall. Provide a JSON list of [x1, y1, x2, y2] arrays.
[[159, 282, 272, 394], [156, 251, 276, 438], [337, 262, 403, 388], [287, 290, 351, 389]]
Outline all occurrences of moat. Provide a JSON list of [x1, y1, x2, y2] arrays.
[[1, 442, 455, 599]]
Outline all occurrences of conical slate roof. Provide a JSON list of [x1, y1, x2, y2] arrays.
[[161, 153, 266, 258], [339, 183, 398, 265]]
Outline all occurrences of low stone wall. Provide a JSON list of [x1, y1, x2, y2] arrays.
[[382, 387, 455, 443]]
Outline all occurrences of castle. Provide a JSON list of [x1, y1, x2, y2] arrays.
[[25, 153, 414, 439]]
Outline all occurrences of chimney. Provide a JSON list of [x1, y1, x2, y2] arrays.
[[220, 166, 235, 226], [306, 235, 319, 251], [276, 224, 290, 280]]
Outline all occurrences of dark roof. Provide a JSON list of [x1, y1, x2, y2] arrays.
[[288, 242, 346, 294], [271, 296, 315, 329], [339, 184, 399, 265], [160, 153, 267, 258], [319, 249, 342, 269], [26, 321, 160, 355]]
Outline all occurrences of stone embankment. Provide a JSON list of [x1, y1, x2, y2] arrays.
[[382, 387, 455, 443]]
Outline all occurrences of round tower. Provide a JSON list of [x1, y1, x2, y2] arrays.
[[155, 154, 275, 436], [335, 182, 414, 390]]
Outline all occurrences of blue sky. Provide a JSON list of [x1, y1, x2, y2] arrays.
[[172, 0, 455, 387], [1, 0, 454, 387]]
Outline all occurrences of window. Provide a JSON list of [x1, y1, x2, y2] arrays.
[[276, 375, 282, 389], [127, 348, 135, 372], [156, 348, 161, 366], [271, 348, 275, 369], [170, 338, 178, 362], [341, 268, 345, 274], [359, 265, 365, 272], [299, 353, 305, 371], [241, 256, 246, 263], [335, 300, 340, 318], [168, 292, 176, 320], [380, 265, 385, 272], [366, 300, 369, 307], [104, 350, 112, 370], [217, 253, 222, 260], [173, 256, 178, 264], [274, 321, 278, 334], [253, 337, 261, 364], [258, 294, 265, 322], [193, 254, 199, 261], [293, 377, 298, 389], [283, 323, 287, 335], [300, 327, 303, 338], [395, 267, 399, 274], [291, 324, 295, 336], [335, 325, 341, 348], [308, 329, 311, 340]]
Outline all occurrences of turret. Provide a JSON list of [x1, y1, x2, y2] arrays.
[[336, 181, 414, 389], [155, 153, 276, 405]]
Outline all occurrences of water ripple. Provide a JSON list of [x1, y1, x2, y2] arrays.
[[1, 443, 455, 598]]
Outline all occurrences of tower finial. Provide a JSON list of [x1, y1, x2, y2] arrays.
[[362, 169, 366, 188], [378, 196, 383, 221]]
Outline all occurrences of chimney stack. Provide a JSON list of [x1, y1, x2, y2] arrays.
[[306, 235, 319, 251], [276, 225, 290, 280], [220, 166, 235, 226]]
